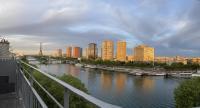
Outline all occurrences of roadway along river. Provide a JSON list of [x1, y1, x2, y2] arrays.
[[38, 64, 181, 108]]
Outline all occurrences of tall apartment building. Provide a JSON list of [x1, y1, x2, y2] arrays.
[[101, 40, 114, 60], [116, 41, 126, 61], [73, 47, 81, 58], [55, 49, 62, 57], [66, 46, 72, 58], [88, 43, 97, 59], [80, 48, 82, 57], [83, 48, 88, 59], [134, 45, 154, 62]]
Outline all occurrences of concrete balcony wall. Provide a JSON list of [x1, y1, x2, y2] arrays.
[[0, 59, 17, 84]]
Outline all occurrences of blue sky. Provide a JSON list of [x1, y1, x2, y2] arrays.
[[0, 0, 200, 56]]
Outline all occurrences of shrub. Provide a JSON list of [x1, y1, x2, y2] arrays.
[[174, 78, 200, 108]]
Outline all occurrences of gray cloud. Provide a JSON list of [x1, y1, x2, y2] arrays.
[[0, 0, 200, 56]]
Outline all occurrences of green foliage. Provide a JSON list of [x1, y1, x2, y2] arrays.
[[59, 75, 88, 93], [34, 56, 49, 64], [164, 62, 200, 71], [21, 56, 29, 63], [33, 72, 62, 108], [81, 58, 154, 68], [81, 58, 200, 70], [174, 78, 200, 108], [22, 63, 94, 108]]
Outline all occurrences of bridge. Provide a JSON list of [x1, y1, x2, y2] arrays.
[[27, 56, 64, 64], [0, 57, 121, 108]]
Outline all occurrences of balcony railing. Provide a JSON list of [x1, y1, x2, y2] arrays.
[[17, 62, 48, 108], [18, 60, 121, 108]]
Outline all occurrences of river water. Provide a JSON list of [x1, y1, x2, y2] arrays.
[[38, 64, 181, 108]]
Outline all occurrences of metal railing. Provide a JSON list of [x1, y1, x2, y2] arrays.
[[16, 60, 48, 108], [0, 57, 15, 61], [19, 60, 121, 108]]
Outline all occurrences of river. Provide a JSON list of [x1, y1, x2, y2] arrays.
[[38, 64, 181, 108]]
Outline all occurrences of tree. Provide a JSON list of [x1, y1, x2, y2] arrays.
[[174, 77, 200, 108], [21, 56, 29, 63], [21, 62, 93, 108], [32, 72, 94, 108]]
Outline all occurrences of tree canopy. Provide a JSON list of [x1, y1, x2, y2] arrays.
[[174, 77, 200, 108], [22, 61, 93, 108]]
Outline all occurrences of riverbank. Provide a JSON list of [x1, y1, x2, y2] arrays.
[[74, 63, 199, 78], [33, 57, 200, 78]]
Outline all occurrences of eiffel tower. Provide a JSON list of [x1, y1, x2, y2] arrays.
[[39, 42, 43, 56]]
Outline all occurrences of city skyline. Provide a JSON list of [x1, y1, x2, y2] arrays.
[[0, 0, 200, 56]]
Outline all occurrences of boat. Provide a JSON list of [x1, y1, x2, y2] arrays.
[[155, 73, 166, 76], [129, 69, 141, 74], [179, 73, 192, 78], [84, 65, 90, 68], [135, 72, 142, 76], [170, 73, 192, 78], [191, 69, 200, 77], [105, 67, 115, 71], [69, 61, 76, 65], [90, 65, 97, 69], [128, 72, 135, 75], [192, 74, 200, 77], [75, 63, 83, 67], [85, 65, 97, 69], [197, 70, 200, 74]]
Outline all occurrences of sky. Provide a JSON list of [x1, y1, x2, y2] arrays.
[[0, 0, 200, 57]]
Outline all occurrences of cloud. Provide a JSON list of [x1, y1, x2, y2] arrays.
[[0, 0, 200, 56]]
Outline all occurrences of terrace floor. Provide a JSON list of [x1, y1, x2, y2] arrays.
[[0, 92, 24, 108]]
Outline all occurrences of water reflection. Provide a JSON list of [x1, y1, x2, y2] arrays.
[[115, 73, 127, 93], [67, 65, 80, 77], [100, 71, 113, 90], [133, 77, 155, 91], [39, 64, 179, 108]]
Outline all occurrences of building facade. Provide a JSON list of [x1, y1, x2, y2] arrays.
[[101, 40, 114, 61], [0, 39, 11, 58], [88, 43, 97, 59], [56, 49, 62, 57], [154, 57, 174, 63], [127, 55, 134, 62], [174, 56, 187, 64], [80, 48, 82, 57], [116, 41, 126, 61], [155, 56, 188, 65], [73, 47, 81, 58], [66, 46, 72, 58], [134, 45, 154, 62], [191, 58, 200, 64], [82, 48, 88, 59]]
